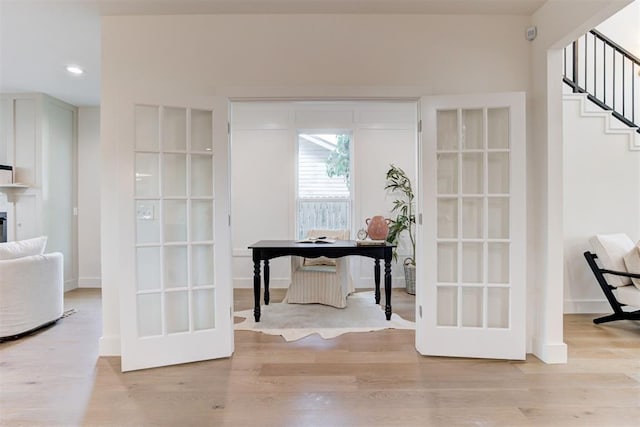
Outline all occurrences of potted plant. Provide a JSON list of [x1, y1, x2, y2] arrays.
[[385, 164, 416, 294]]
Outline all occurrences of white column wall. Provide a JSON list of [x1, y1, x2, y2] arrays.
[[77, 107, 102, 287], [43, 98, 78, 291], [562, 98, 640, 313], [231, 101, 417, 289], [561, 0, 640, 313], [529, 0, 632, 363]]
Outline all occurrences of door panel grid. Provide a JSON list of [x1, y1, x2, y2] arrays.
[[435, 107, 511, 330], [121, 97, 231, 372], [134, 105, 216, 338]]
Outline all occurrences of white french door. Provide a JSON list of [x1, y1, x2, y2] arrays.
[[119, 96, 232, 372], [416, 93, 526, 360]]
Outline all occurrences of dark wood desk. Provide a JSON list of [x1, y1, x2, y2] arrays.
[[248, 240, 395, 322]]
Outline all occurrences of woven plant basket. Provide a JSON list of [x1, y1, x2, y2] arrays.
[[404, 260, 416, 295]]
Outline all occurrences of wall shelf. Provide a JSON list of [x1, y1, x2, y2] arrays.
[[0, 183, 28, 189]]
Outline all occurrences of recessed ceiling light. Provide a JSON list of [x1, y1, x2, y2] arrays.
[[66, 65, 84, 75]]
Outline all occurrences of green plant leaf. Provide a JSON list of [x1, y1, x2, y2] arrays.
[[326, 134, 351, 185], [384, 164, 416, 265]]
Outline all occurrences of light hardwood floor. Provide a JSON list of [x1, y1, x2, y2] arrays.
[[1, 288, 639, 426]]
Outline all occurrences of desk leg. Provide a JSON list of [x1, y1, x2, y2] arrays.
[[374, 258, 381, 304], [253, 256, 261, 322], [263, 259, 270, 305], [384, 258, 392, 320]]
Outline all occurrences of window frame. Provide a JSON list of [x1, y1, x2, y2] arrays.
[[295, 129, 354, 239]]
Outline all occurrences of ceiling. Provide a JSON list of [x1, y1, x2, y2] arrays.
[[0, 0, 547, 107]]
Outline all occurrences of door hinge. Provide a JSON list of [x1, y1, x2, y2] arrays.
[[227, 121, 231, 134], [419, 305, 423, 319], [418, 120, 422, 133], [418, 213, 423, 225], [228, 214, 231, 227]]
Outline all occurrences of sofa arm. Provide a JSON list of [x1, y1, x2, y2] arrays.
[[0, 252, 64, 338]]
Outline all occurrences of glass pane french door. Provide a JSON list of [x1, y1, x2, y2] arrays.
[[134, 104, 216, 334], [120, 97, 232, 372], [417, 93, 526, 360]]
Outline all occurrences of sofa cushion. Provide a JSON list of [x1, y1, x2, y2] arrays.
[[623, 241, 640, 290], [0, 236, 48, 260], [589, 234, 635, 287]]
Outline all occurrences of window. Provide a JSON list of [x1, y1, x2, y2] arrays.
[[297, 132, 351, 238]]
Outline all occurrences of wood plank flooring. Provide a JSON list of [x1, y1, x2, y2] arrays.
[[1, 288, 639, 426]]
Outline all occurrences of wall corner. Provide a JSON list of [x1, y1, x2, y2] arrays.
[[99, 334, 121, 356]]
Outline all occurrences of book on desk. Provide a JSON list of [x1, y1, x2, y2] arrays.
[[356, 239, 387, 246], [295, 237, 336, 244]]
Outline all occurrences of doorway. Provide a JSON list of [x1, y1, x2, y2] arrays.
[[229, 100, 419, 292]]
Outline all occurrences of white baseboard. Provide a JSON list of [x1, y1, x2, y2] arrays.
[[99, 334, 121, 356], [532, 337, 568, 364], [79, 277, 102, 288], [563, 298, 610, 314], [64, 279, 78, 292]]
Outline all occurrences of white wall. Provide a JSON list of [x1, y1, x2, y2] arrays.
[[77, 107, 101, 287], [102, 14, 532, 95], [99, 8, 628, 359], [563, 97, 640, 313], [561, 0, 640, 314], [43, 97, 77, 291], [597, 0, 640, 56], [231, 101, 416, 289], [100, 13, 533, 356], [529, 0, 632, 363]]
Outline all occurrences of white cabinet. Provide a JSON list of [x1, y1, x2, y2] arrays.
[[0, 93, 77, 289], [14, 193, 39, 241], [13, 98, 38, 186]]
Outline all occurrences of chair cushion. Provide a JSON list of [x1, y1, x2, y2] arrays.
[[0, 236, 48, 260], [302, 229, 348, 266], [589, 234, 635, 287], [612, 284, 640, 307], [298, 265, 337, 273], [623, 241, 640, 290], [304, 256, 336, 266]]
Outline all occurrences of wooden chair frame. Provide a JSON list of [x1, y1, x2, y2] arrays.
[[583, 251, 640, 324]]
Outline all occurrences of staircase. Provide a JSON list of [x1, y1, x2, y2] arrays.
[[563, 91, 640, 150], [563, 29, 640, 151]]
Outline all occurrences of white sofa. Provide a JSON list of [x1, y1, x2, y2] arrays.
[[0, 237, 63, 340]]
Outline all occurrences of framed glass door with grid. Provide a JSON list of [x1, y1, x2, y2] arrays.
[[119, 97, 232, 372], [417, 93, 526, 360]]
